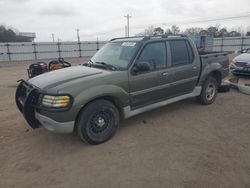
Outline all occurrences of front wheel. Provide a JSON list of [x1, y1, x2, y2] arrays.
[[76, 100, 120, 145], [197, 77, 218, 105]]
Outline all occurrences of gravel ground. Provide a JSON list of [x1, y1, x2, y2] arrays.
[[0, 57, 250, 188]]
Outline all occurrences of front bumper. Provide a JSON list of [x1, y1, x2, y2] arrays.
[[35, 112, 74, 133], [15, 80, 75, 133], [230, 63, 250, 75]]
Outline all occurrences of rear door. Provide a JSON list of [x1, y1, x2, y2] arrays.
[[166, 39, 200, 97]]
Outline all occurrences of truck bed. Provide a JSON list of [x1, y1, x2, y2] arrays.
[[200, 52, 228, 67], [198, 51, 229, 83]]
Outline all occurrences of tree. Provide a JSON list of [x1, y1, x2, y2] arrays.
[[246, 25, 250, 36], [0, 25, 31, 42], [135, 26, 155, 36], [184, 27, 203, 36], [217, 28, 228, 37], [165, 28, 173, 35], [171, 25, 180, 35], [227, 31, 241, 37], [207, 26, 220, 37], [236, 26, 245, 36], [153, 27, 164, 35]]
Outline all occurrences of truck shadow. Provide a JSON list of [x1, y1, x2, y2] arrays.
[[120, 98, 199, 129]]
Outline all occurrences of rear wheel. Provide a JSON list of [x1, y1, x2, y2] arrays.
[[197, 77, 218, 105], [76, 100, 120, 145]]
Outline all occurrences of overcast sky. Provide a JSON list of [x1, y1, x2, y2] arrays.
[[0, 0, 250, 41]]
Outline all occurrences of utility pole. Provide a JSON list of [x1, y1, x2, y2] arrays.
[[76, 28, 80, 43], [124, 14, 131, 37], [76, 28, 82, 57], [125, 25, 127, 37], [52, 33, 55, 42]]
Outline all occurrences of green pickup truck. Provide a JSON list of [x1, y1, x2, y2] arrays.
[[16, 35, 229, 144]]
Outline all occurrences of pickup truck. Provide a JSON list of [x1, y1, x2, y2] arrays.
[[16, 35, 229, 144]]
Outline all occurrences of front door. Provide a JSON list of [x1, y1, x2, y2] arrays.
[[128, 41, 171, 109]]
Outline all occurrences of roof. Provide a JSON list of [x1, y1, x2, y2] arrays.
[[110, 34, 187, 42]]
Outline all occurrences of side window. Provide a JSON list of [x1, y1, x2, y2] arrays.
[[138, 42, 166, 70], [170, 40, 193, 66]]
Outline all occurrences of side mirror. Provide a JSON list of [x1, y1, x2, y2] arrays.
[[133, 61, 151, 73]]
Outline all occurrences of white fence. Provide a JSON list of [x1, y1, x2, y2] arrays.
[[213, 36, 250, 52], [0, 41, 106, 62], [1, 37, 250, 62]]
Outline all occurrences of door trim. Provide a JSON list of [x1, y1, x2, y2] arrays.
[[130, 76, 198, 96], [123, 86, 201, 119]]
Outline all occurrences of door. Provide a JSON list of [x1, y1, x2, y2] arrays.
[[129, 41, 171, 109], [166, 39, 200, 97]]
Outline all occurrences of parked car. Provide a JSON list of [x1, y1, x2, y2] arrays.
[[230, 49, 250, 76], [240, 48, 250, 54], [16, 35, 229, 145]]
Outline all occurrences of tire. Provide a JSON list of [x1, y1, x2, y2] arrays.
[[218, 82, 230, 93], [76, 100, 120, 145], [197, 77, 218, 105]]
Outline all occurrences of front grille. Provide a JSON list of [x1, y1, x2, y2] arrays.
[[235, 62, 248, 67]]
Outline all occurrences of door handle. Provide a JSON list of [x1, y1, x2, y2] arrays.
[[161, 72, 168, 76], [192, 66, 198, 70]]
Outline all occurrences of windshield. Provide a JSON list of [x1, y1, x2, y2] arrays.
[[91, 41, 140, 69]]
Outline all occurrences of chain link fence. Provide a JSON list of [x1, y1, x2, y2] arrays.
[[1, 37, 250, 62], [0, 41, 106, 62], [212, 36, 250, 52]]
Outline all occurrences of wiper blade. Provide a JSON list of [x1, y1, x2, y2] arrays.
[[94, 61, 117, 70], [83, 59, 94, 67]]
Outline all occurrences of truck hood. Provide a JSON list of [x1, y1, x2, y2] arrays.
[[234, 53, 250, 63], [28, 66, 104, 90]]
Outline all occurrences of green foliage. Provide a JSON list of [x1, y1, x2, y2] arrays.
[[136, 24, 249, 38], [0, 25, 31, 42], [153, 27, 164, 35]]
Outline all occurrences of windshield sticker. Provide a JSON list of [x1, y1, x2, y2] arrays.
[[121, 42, 136, 47]]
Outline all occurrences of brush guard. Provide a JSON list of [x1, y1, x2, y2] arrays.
[[15, 80, 41, 129]]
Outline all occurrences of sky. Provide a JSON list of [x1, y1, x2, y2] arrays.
[[0, 0, 250, 41]]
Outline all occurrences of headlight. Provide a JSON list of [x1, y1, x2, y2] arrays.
[[41, 94, 71, 108]]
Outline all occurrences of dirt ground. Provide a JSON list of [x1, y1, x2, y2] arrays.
[[0, 57, 250, 188]]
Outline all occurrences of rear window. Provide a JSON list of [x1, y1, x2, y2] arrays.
[[170, 40, 194, 66]]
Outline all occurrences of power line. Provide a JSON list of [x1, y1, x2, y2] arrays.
[[160, 12, 250, 27], [80, 12, 250, 38], [133, 12, 250, 29]]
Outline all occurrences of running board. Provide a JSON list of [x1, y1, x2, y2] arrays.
[[123, 86, 202, 119]]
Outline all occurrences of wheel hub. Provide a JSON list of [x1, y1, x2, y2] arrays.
[[95, 117, 105, 128], [206, 83, 216, 100], [89, 111, 111, 134]]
